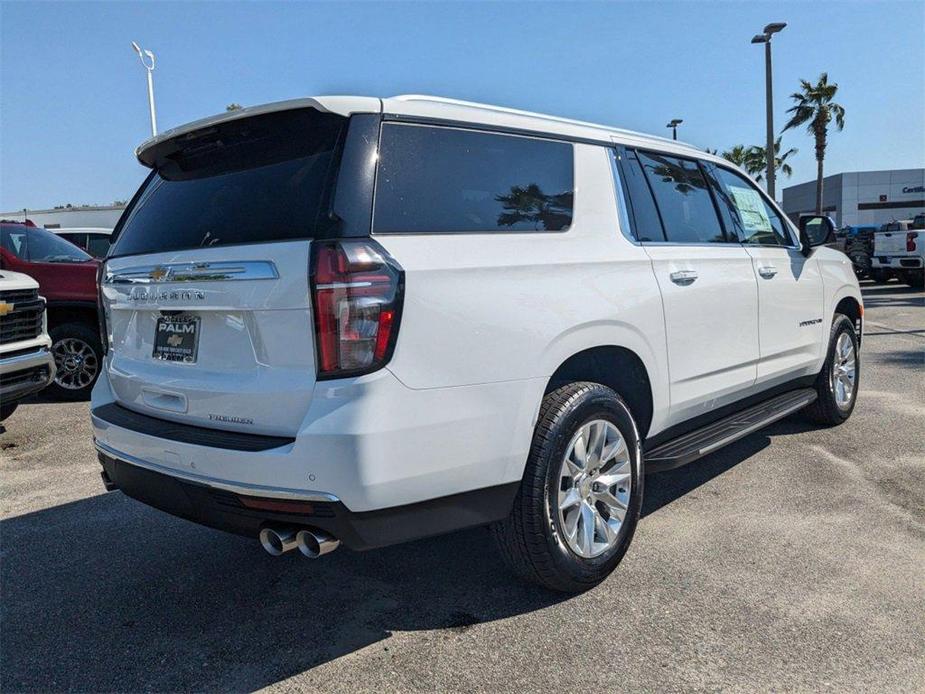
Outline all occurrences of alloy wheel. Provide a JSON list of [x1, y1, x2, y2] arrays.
[[556, 419, 632, 558], [52, 337, 99, 391], [831, 332, 856, 409]]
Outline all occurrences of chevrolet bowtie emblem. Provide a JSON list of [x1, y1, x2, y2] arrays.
[[149, 266, 169, 281], [0, 301, 13, 317]]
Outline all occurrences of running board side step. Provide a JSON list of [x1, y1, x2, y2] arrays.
[[644, 388, 817, 473]]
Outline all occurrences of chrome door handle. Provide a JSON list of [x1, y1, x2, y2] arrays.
[[669, 270, 698, 286], [758, 266, 778, 279]]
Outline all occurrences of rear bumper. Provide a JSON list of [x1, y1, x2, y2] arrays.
[[91, 364, 541, 512], [871, 256, 923, 269], [0, 346, 55, 403], [96, 441, 518, 550]]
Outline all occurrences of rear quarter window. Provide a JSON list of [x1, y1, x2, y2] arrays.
[[373, 123, 574, 234]]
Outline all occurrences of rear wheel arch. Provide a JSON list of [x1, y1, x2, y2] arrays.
[[45, 302, 98, 331], [545, 346, 654, 439]]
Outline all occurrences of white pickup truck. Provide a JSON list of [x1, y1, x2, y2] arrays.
[[871, 215, 925, 288], [0, 270, 56, 421]]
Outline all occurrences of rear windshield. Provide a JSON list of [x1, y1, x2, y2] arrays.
[[110, 109, 347, 257]]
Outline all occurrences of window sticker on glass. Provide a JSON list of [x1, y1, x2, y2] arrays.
[[729, 186, 772, 233]]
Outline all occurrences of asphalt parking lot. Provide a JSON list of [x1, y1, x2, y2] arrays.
[[1, 282, 923, 693]]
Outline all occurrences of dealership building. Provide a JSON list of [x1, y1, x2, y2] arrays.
[[0, 204, 125, 229], [781, 168, 924, 228]]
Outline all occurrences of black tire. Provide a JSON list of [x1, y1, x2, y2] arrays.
[[902, 270, 924, 289], [491, 382, 643, 593], [0, 401, 18, 422], [803, 314, 859, 426], [869, 269, 891, 284], [47, 322, 102, 401]]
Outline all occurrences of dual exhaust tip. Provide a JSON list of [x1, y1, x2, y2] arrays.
[[259, 526, 340, 558]]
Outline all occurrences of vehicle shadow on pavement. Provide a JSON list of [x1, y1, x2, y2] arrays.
[[0, 415, 818, 692], [641, 416, 816, 518], [0, 490, 566, 692]]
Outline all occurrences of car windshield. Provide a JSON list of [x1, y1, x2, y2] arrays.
[[0, 224, 93, 263]]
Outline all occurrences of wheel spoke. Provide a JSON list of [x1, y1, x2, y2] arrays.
[[579, 502, 596, 555], [564, 454, 583, 478], [595, 512, 618, 546], [601, 435, 627, 465], [597, 457, 630, 482], [557, 418, 632, 558], [562, 507, 580, 541], [558, 487, 581, 512], [586, 422, 604, 465]]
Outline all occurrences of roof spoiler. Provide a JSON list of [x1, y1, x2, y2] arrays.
[[135, 96, 381, 168]]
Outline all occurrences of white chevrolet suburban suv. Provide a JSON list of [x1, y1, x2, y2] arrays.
[[91, 96, 863, 592], [1, 270, 55, 421]]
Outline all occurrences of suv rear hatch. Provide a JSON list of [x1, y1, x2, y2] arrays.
[[101, 107, 348, 437]]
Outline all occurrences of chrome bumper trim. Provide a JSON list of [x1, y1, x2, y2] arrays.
[[0, 347, 55, 376], [94, 439, 341, 503]]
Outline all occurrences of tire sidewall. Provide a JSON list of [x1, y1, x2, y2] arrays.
[[0, 401, 18, 422], [540, 388, 643, 584]]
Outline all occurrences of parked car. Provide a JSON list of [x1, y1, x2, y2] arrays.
[[91, 96, 863, 592], [870, 218, 925, 287], [53, 227, 114, 258], [0, 269, 55, 421], [0, 221, 102, 399]]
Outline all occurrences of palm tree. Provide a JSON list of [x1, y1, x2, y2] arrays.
[[783, 73, 846, 214], [720, 145, 751, 170], [746, 138, 798, 184]]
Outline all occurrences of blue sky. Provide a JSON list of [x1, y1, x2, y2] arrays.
[[1, 0, 923, 211]]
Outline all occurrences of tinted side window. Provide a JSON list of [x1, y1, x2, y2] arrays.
[[711, 166, 792, 246], [374, 124, 573, 233], [615, 149, 666, 242], [637, 151, 726, 244]]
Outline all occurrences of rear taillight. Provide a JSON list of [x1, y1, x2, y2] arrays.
[[310, 239, 404, 379], [907, 232, 917, 252]]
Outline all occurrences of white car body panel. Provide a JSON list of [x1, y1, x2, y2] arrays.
[[745, 246, 827, 384], [642, 243, 759, 426]]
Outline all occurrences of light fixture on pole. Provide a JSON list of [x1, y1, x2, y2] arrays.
[[751, 22, 786, 200], [666, 119, 683, 141], [131, 41, 158, 136]]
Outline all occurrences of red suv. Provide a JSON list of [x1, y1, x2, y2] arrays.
[[0, 221, 101, 399]]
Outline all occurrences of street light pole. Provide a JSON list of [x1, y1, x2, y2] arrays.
[[131, 41, 157, 136], [751, 22, 786, 200], [666, 118, 683, 141]]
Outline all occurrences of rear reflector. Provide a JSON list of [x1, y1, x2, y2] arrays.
[[310, 239, 404, 379], [238, 496, 317, 515]]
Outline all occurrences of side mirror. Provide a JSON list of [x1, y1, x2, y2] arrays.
[[799, 215, 836, 257]]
